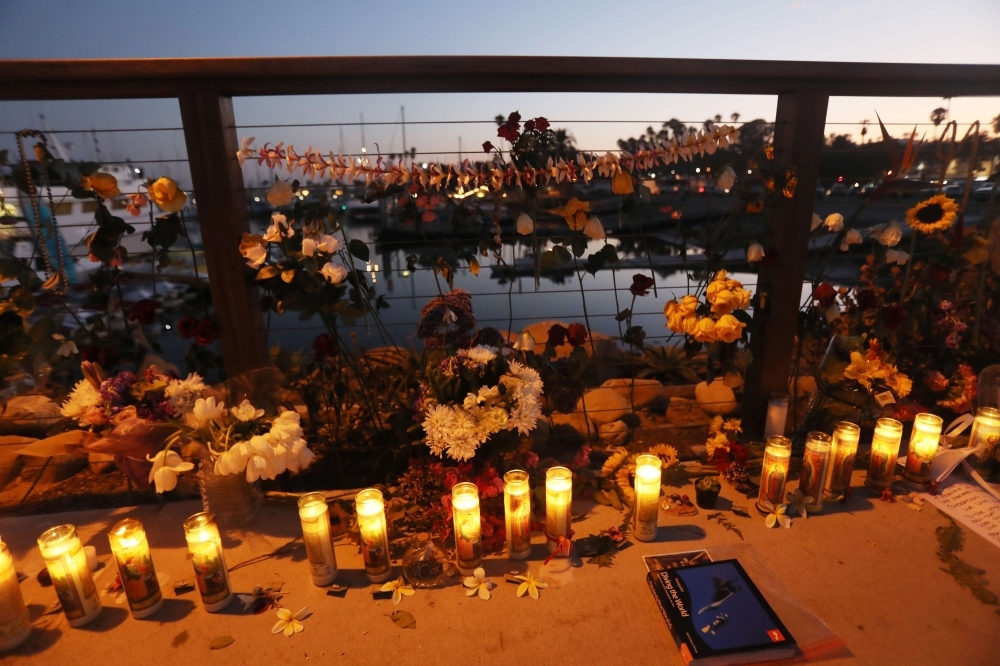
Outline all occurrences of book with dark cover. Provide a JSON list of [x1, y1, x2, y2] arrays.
[[646, 558, 797, 666]]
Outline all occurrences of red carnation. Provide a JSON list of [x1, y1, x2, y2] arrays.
[[497, 111, 522, 143], [313, 333, 337, 358], [128, 299, 157, 325], [880, 304, 905, 330], [482, 141, 495, 154], [566, 323, 588, 347], [630, 274, 656, 297], [812, 283, 837, 309], [523, 119, 536, 132], [547, 323, 569, 346], [194, 319, 219, 346], [855, 289, 880, 311], [177, 315, 198, 339]]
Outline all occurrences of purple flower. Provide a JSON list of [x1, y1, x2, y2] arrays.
[[100, 372, 136, 413]]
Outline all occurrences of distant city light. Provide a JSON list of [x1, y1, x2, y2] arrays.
[[695, 168, 700, 173]]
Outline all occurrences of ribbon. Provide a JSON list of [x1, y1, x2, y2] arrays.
[[940, 413, 975, 448], [542, 535, 572, 565]]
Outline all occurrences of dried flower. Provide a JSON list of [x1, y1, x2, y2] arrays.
[[630, 274, 656, 297]]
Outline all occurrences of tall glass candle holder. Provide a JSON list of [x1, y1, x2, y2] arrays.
[[37, 524, 102, 627], [503, 470, 531, 560], [865, 418, 904, 493], [108, 518, 163, 619], [632, 454, 662, 542], [183, 512, 232, 612], [298, 493, 338, 586], [0, 540, 30, 651], [970, 406, 1000, 479], [545, 466, 573, 554], [798, 432, 832, 513], [903, 413, 944, 487], [825, 421, 861, 497], [355, 488, 391, 583], [763, 393, 790, 439], [756, 436, 792, 513], [451, 482, 482, 574]]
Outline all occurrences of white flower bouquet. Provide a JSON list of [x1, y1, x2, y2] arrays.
[[419, 345, 543, 461]]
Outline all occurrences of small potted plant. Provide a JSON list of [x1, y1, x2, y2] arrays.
[[695, 476, 722, 509]]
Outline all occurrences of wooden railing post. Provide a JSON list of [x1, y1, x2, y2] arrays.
[[742, 89, 830, 437], [178, 91, 268, 378]]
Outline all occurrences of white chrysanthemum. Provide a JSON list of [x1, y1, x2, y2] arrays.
[[457, 345, 497, 367], [445, 408, 482, 461], [507, 361, 543, 395], [507, 391, 541, 435], [446, 433, 480, 461], [422, 404, 455, 455], [463, 385, 501, 411], [164, 373, 205, 414], [61, 379, 102, 420]]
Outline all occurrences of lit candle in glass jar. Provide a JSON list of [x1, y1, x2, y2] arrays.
[[756, 435, 792, 513], [0, 540, 30, 651], [503, 470, 531, 561], [108, 518, 163, 619], [298, 493, 338, 587], [355, 488, 391, 583], [865, 418, 903, 493], [798, 432, 832, 513], [970, 406, 1000, 479], [545, 466, 573, 555], [633, 454, 662, 542], [904, 413, 944, 486], [825, 421, 861, 498], [37, 524, 102, 627], [763, 393, 790, 439], [451, 482, 482, 574], [182, 512, 232, 612]]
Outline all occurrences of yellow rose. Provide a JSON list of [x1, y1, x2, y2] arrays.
[[80, 172, 120, 199], [706, 278, 727, 304], [692, 318, 717, 343], [735, 287, 752, 310], [678, 294, 699, 317], [147, 177, 187, 213], [683, 315, 698, 335], [715, 314, 746, 343], [611, 171, 634, 195], [711, 289, 740, 315], [664, 300, 679, 317], [667, 311, 686, 333]]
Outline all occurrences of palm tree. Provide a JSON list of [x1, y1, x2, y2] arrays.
[[931, 107, 947, 127], [730, 112, 740, 123], [991, 114, 1000, 136], [860, 119, 869, 144]]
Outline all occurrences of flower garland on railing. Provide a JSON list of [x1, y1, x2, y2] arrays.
[[234, 123, 741, 193]]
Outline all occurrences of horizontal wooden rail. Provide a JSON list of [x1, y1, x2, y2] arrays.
[[2, 56, 1000, 100]]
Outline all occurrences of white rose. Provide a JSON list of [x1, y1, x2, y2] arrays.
[[824, 213, 844, 232], [320, 261, 348, 284], [516, 212, 533, 236], [317, 234, 341, 254], [301, 237, 317, 257]]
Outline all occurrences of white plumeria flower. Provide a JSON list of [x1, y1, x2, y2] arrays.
[[463, 567, 495, 600], [824, 213, 844, 232], [380, 576, 415, 605], [514, 572, 547, 600], [810, 213, 824, 231], [271, 606, 310, 637], [762, 501, 792, 528], [301, 237, 318, 257], [320, 261, 348, 284], [717, 165, 736, 191], [146, 450, 194, 493], [582, 215, 605, 240], [52, 334, 78, 357], [840, 228, 863, 251], [316, 235, 341, 254], [785, 489, 809, 519], [885, 249, 910, 266], [231, 399, 264, 422], [746, 241, 765, 263], [870, 219, 903, 247], [516, 212, 533, 236]]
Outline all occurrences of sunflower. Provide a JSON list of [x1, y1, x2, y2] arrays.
[[615, 464, 637, 506], [645, 444, 679, 471], [600, 447, 629, 477], [906, 194, 958, 234]]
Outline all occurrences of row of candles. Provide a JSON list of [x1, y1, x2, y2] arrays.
[[756, 406, 1000, 514], [3, 407, 996, 650]]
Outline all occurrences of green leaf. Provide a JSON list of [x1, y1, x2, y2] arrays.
[[570, 235, 589, 258], [615, 308, 631, 322], [0, 149, 7, 165], [390, 610, 416, 629], [209, 636, 235, 650], [552, 244, 573, 264], [539, 250, 559, 269], [348, 239, 370, 262]]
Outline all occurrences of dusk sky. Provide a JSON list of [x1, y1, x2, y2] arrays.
[[2, 0, 998, 186]]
